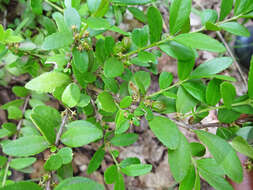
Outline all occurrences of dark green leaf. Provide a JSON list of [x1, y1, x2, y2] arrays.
[[114, 173, 125, 190], [119, 96, 132, 109], [201, 9, 218, 25], [132, 27, 148, 47], [110, 0, 152, 5], [2, 136, 49, 157], [104, 57, 124, 78], [104, 165, 118, 184], [119, 157, 140, 168], [10, 157, 36, 170], [206, 79, 222, 106], [182, 80, 206, 102], [62, 83, 81, 108], [174, 33, 226, 52], [0, 181, 42, 190], [159, 72, 173, 89], [169, 0, 192, 35], [31, 0, 43, 15], [148, 116, 180, 149], [195, 130, 243, 183], [7, 106, 22, 120], [231, 136, 253, 159], [12, 86, 29, 97], [218, 108, 241, 123], [234, 0, 252, 15], [72, 48, 89, 73], [178, 59, 195, 80], [220, 0, 233, 20], [111, 133, 138, 146], [147, 6, 163, 43], [87, 147, 105, 174], [190, 142, 206, 157], [44, 154, 63, 171], [179, 164, 195, 190], [249, 56, 253, 99], [97, 92, 117, 113], [220, 82, 236, 109], [61, 120, 103, 147], [128, 7, 147, 23]]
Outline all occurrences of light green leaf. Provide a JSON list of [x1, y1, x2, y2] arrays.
[[62, 83, 81, 108], [119, 96, 132, 109], [30, 105, 61, 145], [159, 72, 173, 89], [7, 106, 22, 120], [218, 108, 241, 123], [64, 7, 81, 30], [104, 57, 124, 78], [61, 120, 103, 147], [234, 0, 252, 15], [10, 157, 36, 170], [87, 17, 111, 30], [2, 136, 49, 157], [57, 147, 73, 164], [190, 142, 206, 157], [182, 80, 206, 102], [55, 177, 104, 190], [120, 157, 140, 168], [195, 130, 243, 183], [220, 22, 250, 37], [148, 116, 180, 150], [132, 27, 148, 47], [72, 48, 89, 73], [231, 136, 253, 159], [206, 79, 222, 106], [201, 9, 218, 25], [128, 7, 147, 23], [44, 154, 63, 171], [121, 164, 152, 176], [169, 0, 192, 35], [114, 173, 125, 190], [111, 133, 138, 147], [1, 99, 24, 110], [174, 33, 226, 52], [220, 82, 236, 109], [0, 181, 42, 190], [25, 72, 71, 93], [179, 164, 195, 190], [110, 0, 152, 5], [147, 6, 163, 43], [42, 32, 73, 50], [190, 57, 233, 77], [168, 133, 191, 182], [87, 147, 105, 174], [30, 0, 43, 15], [220, 0, 233, 20], [97, 92, 117, 113]]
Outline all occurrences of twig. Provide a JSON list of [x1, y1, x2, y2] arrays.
[[2, 96, 30, 187], [3, 10, 7, 30], [216, 31, 248, 92], [55, 110, 68, 146], [46, 178, 51, 190]]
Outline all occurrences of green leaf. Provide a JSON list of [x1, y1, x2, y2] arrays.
[[234, 0, 252, 15], [121, 164, 152, 176], [10, 157, 36, 170], [159, 41, 195, 61], [219, 22, 250, 37], [0, 181, 42, 190], [119, 96, 132, 109], [110, 0, 152, 5], [190, 57, 233, 78], [42, 32, 73, 50], [179, 164, 196, 190], [218, 108, 241, 123], [97, 92, 117, 113], [30, 105, 61, 144], [120, 157, 140, 168], [169, 0, 192, 35], [104, 57, 124, 78], [197, 158, 233, 190], [77, 94, 91, 107], [62, 83, 81, 108], [132, 27, 148, 47], [105, 36, 115, 57], [190, 142, 206, 157], [148, 116, 180, 150], [12, 86, 29, 97], [87, 147, 105, 174], [57, 147, 73, 164], [206, 79, 222, 106], [231, 136, 253, 159], [64, 7, 81, 30], [114, 173, 125, 190], [55, 177, 104, 190], [87, 17, 111, 30], [220, 82, 236, 109], [25, 72, 71, 93], [1, 99, 24, 110], [2, 136, 49, 157], [174, 33, 226, 52], [201, 9, 218, 25], [61, 120, 103, 147], [220, 0, 233, 20], [7, 106, 22, 120], [52, 12, 69, 32], [159, 72, 173, 89], [195, 130, 243, 183], [44, 154, 63, 171], [147, 6, 163, 43], [30, 0, 43, 15], [168, 133, 191, 182], [111, 133, 138, 146], [249, 56, 253, 99], [176, 86, 198, 114], [115, 110, 130, 134], [104, 165, 118, 184], [72, 48, 89, 73], [182, 80, 206, 102], [128, 7, 147, 23]]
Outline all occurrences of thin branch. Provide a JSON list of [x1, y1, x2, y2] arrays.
[[2, 96, 30, 187], [216, 31, 248, 92], [55, 110, 68, 146]]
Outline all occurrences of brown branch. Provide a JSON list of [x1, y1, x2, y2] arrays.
[[55, 110, 68, 146]]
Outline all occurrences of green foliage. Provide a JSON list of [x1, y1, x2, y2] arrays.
[[0, 0, 252, 189]]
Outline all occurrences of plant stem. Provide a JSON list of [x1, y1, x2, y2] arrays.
[[145, 79, 186, 99], [109, 147, 120, 169], [44, 0, 64, 13], [55, 110, 68, 146]]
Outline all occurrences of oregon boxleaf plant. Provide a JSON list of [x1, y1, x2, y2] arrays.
[[0, 0, 253, 189]]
